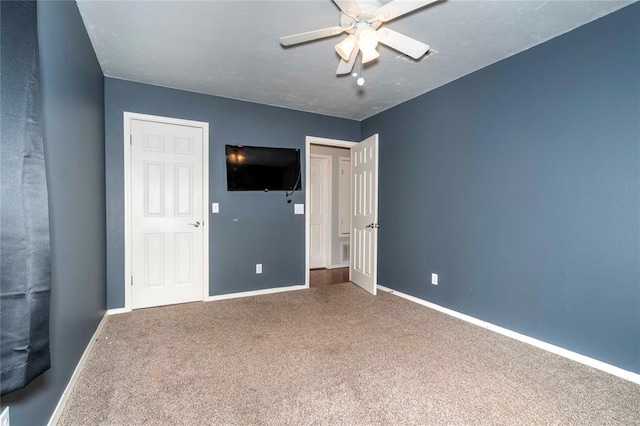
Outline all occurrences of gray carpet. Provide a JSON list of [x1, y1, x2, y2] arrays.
[[58, 283, 640, 425]]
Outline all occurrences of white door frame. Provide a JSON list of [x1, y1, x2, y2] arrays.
[[123, 112, 209, 312], [305, 136, 357, 288], [309, 153, 332, 269]]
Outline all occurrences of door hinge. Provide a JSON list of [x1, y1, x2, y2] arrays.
[[130, 134, 132, 145], [130, 276, 133, 286]]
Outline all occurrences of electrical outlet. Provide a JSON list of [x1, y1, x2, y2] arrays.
[[1, 407, 10, 426], [256, 264, 262, 274], [431, 273, 438, 285]]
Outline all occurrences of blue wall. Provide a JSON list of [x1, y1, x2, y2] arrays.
[[362, 3, 640, 373], [0, 1, 106, 425], [104, 79, 361, 308]]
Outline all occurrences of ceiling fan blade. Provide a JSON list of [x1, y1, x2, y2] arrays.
[[333, 0, 361, 18], [336, 48, 358, 75], [375, 0, 440, 23], [377, 28, 429, 59], [280, 26, 346, 46]]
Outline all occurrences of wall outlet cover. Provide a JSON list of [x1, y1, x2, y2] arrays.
[[431, 273, 438, 285], [211, 202, 219, 213], [256, 264, 262, 274]]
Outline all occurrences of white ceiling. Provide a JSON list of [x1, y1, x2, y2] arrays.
[[76, 0, 634, 121]]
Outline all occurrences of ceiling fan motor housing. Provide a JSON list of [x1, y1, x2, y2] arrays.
[[340, 0, 383, 33]]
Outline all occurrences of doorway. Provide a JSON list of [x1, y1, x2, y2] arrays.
[[305, 135, 379, 294]]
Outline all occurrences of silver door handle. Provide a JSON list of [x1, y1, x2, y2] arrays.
[[189, 221, 201, 228], [365, 223, 380, 229]]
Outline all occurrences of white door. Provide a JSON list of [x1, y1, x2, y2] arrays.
[[350, 134, 379, 295], [338, 157, 351, 237], [309, 155, 329, 269], [131, 119, 204, 309]]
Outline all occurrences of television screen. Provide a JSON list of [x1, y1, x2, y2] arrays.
[[226, 145, 302, 191]]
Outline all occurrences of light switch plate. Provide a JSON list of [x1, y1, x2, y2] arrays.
[[294, 204, 304, 215], [211, 203, 219, 213]]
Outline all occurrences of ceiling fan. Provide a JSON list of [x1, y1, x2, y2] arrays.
[[280, 0, 439, 77]]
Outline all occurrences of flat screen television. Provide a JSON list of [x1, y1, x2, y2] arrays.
[[226, 145, 302, 191]]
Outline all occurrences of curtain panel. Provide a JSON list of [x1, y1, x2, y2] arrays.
[[0, 0, 52, 395]]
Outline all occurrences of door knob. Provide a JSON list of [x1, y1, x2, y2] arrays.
[[365, 223, 380, 229], [189, 221, 201, 228]]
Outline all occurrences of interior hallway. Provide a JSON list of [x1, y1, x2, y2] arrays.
[[309, 268, 350, 288]]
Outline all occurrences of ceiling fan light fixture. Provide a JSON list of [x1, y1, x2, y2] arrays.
[[335, 35, 357, 61], [357, 27, 379, 52], [361, 47, 380, 64]]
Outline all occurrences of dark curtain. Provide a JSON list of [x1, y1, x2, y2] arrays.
[[0, 1, 52, 395]]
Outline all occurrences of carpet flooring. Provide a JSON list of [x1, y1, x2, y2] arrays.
[[58, 283, 640, 425]]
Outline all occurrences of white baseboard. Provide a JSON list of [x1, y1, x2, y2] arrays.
[[377, 285, 640, 385], [107, 285, 310, 313], [206, 284, 307, 302], [48, 312, 109, 426], [106, 307, 131, 315]]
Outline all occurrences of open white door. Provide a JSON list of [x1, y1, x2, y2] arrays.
[[350, 134, 379, 295]]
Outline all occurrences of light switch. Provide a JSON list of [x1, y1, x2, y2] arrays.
[[294, 204, 304, 215], [211, 203, 219, 213]]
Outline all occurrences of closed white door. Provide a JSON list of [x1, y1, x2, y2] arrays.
[[350, 134, 379, 295], [309, 156, 329, 269], [131, 119, 204, 309]]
